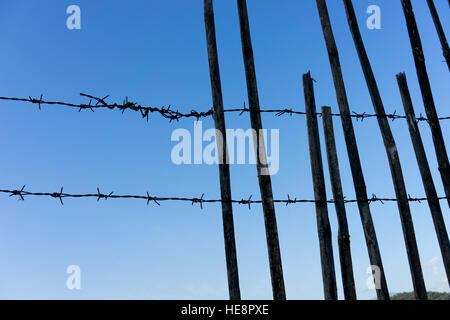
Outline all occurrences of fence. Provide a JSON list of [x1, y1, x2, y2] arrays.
[[1, 0, 449, 300]]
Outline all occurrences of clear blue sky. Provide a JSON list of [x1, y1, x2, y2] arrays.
[[0, 0, 448, 299]]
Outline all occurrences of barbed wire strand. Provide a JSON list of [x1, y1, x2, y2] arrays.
[[1, 187, 447, 210], [1, 94, 448, 123]]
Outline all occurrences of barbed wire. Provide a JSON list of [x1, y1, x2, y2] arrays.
[[1, 94, 448, 123], [0, 186, 447, 209]]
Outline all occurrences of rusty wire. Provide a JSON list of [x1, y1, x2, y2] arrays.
[[0, 186, 447, 209], [1, 94, 448, 122]]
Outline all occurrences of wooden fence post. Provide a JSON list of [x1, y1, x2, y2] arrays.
[[321, 106, 357, 300], [396, 72, 450, 286], [426, 0, 450, 71], [203, 0, 241, 300], [342, 0, 427, 300], [400, 0, 450, 208], [303, 73, 338, 300], [315, 0, 390, 300], [236, 0, 286, 300]]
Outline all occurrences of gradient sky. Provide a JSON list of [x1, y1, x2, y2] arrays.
[[0, 0, 448, 300]]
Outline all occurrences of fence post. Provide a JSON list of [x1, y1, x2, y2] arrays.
[[321, 106, 357, 300], [203, 0, 241, 300], [426, 0, 450, 71], [400, 0, 450, 208], [342, 0, 427, 300], [303, 73, 338, 300], [396, 72, 450, 287], [236, 0, 286, 300], [315, 0, 390, 300]]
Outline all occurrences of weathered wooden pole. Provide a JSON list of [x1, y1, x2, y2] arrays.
[[401, 0, 450, 208], [321, 106, 357, 300], [236, 0, 286, 300], [342, 0, 427, 300], [315, 0, 390, 300], [426, 0, 450, 71], [303, 73, 338, 300], [203, 0, 241, 300], [396, 72, 450, 286]]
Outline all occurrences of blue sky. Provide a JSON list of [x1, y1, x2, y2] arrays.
[[0, 0, 448, 299]]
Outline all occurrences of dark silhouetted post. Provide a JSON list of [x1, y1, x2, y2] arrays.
[[236, 0, 286, 300], [315, 0, 389, 300], [396, 72, 450, 286], [426, 0, 450, 70], [343, 0, 427, 300], [203, 0, 241, 300], [401, 0, 450, 208], [322, 106, 357, 300], [303, 73, 338, 300]]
